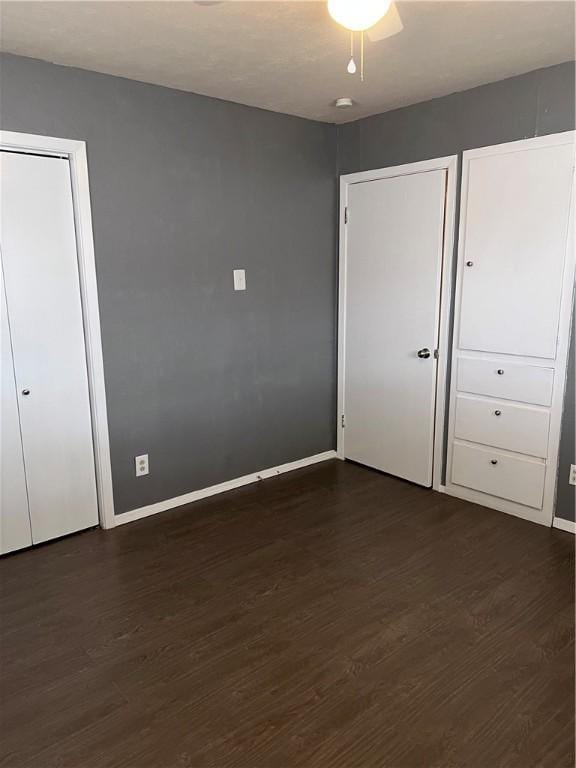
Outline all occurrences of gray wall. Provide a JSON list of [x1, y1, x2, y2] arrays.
[[337, 61, 575, 521], [1, 53, 573, 521], [0, 53, 337, 514], [557, 309, 575, 521]]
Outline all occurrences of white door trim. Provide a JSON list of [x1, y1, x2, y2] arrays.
[[0, 130, 115, 529], [337, 155, 458, 491]]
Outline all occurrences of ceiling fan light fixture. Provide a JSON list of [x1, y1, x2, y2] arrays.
[[327, 0, 392, 32]]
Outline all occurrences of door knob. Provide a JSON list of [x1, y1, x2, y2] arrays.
[[21, 389, 30, 396], [417, 348, 431, 359], [494, 410, 502, 416], [490, 459, 498, 465], [466, 261, 474, 267]]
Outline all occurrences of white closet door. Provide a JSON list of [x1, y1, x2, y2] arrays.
[[1, 264, 32, 554], [458, 142, 574, 359], [0, 151, 98, 544], [342, 169, 447, 486]]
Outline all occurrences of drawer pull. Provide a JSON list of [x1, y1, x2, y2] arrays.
[[490, 459, 498, 465], [497, 369, 504, 375], [494, 410, 502, 416]]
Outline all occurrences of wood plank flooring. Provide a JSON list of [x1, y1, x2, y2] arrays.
[[0, 460, 574, 767]]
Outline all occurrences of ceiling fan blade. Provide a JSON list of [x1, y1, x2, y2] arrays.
[[367, 3, 403, 43]]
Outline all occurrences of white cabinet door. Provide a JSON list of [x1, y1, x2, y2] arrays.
[[342, 169, 447, 486], [458, 142, 574, 359], [0, 265, 32, 554], [0, 151, 98, 544]]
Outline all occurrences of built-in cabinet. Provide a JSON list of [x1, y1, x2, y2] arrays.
[[445, 132, 575, 526], [0, 150, 99, 554]]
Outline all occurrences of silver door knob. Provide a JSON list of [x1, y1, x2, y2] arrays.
[[21, 389, 30, 396], [417, 348, 431, 359]]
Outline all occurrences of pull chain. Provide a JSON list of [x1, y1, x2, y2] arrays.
[[347, 31, 357, 75]]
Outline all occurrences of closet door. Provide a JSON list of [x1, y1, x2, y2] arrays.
[[458, 142, 574, 359], [0, 151, 98, 544], [341, 168, 448, 487], [1, 264, 32, 554]]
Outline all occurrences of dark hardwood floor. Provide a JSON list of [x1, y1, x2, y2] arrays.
[[0, 460, 574, 768]]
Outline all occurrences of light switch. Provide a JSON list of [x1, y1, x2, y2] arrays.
[[233, 269, 246, 291]]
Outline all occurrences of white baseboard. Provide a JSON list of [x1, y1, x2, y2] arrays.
[[552, 517, 576, 534], [115, 450, 338, 527]]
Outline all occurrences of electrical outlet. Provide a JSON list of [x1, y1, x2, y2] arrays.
[[570, 464, 576, 486], [135, 454, 149, 477]]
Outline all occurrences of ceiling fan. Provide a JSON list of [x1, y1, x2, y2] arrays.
[[194, 0, 404, 80]]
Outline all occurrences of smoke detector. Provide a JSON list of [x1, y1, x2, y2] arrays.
[[334, 97, 355, 109]]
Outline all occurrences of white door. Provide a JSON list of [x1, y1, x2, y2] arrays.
[[342, 169, 447, 486], [1, 262, 32, 554], [0, 151, 98, 544], [458, 143, 574, 359]]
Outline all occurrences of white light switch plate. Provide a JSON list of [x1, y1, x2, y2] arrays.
[[233, 269, 246, 291], [570, 464, 576, 486], [135, 454, 149, 477]]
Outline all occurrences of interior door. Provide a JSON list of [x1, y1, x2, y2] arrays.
[[0, 151, 98, 544], [1, 261, 32, 554], [342, 169, 447, 486], [458, 143, 574, 359]]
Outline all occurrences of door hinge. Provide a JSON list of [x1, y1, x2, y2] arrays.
[[344, 207, 349, 224], [434, 349, 439, 359], [341, 414, 346, 428]]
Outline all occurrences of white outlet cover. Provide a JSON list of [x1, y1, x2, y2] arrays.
[[135, 454, 149, 477], [570, 464, 576, 486], [233, 269, 246, 291]]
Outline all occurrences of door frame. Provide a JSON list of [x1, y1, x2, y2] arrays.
[[337, 155, 458, 490], [0, 130, 115, 529]]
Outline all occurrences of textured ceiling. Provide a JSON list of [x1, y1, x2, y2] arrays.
[[0, 1, 573, 123]]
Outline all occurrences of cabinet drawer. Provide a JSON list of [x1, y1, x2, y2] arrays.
[[451, 442, 546, 509], [457, 357, 554, 406], [454, 395, 550, 458]]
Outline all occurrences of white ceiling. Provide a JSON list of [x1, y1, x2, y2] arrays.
[[0, 1, 573, 123]]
